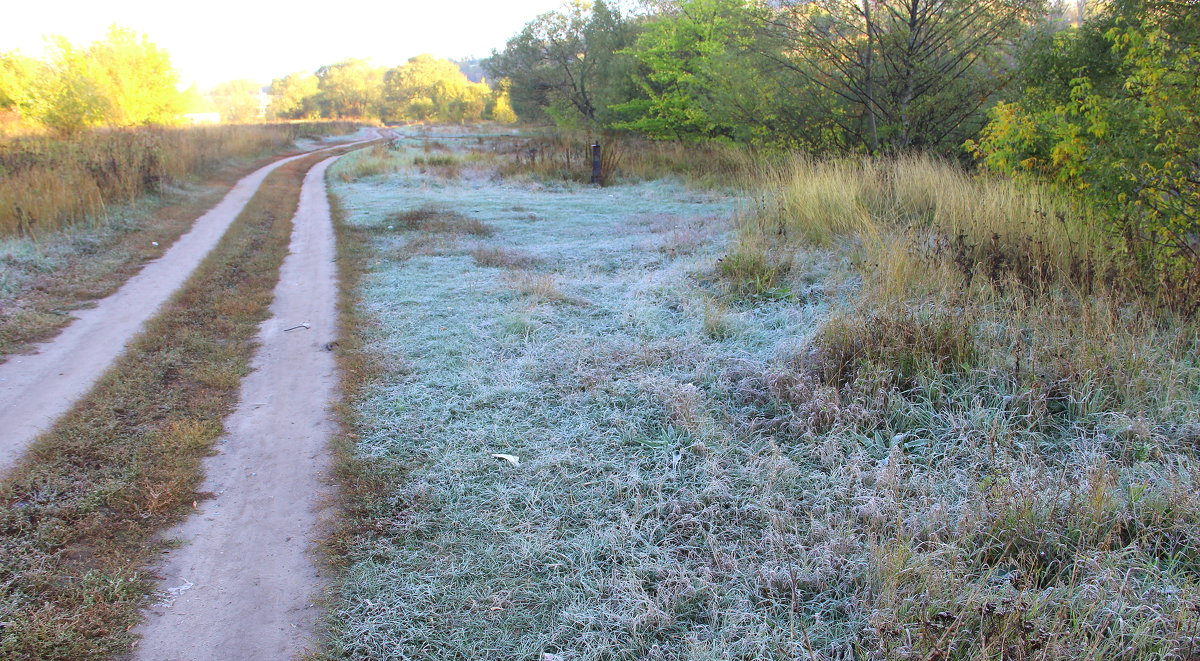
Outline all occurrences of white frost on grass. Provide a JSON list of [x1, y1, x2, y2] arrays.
[[327, 141, 832, 659]]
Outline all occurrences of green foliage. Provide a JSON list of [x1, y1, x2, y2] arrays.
[[267, 72, 320, 120], [971, 0, 1200, 307], [33, 38, 111, 134], [83, 26, 183, 126], [381, 54, 496, 124], [316, 58, 384, 119], [0, 26, 185, 134], [613, 0, 765, 141], [485, 0, 639, 126], [0, 53, 43, 115], [270, 57, 518, 126], [489, 80, 518, 124]]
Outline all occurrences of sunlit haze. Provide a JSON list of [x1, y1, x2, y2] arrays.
[[3, 0, 570, 88]]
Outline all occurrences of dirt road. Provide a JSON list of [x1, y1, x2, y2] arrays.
[[0, 131, 373, 473], [131, 153, 346, 660]]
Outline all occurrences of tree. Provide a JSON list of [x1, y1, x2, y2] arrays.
[[379, 54, 497, 124], [767, 0, 1044, 153], [0, 52, 41, 116], [971, 0, 1199, 305], [85, 25, 183, 126], [210, 79, 262, 123], [268, 72, 320, 119], [0, 27, 186, 133], [614, 0, 783, 142], [316, 59, 383, 119], [489, 80, 519, 123], [485, 0, 639, 126], [32, 37, 112, 134]]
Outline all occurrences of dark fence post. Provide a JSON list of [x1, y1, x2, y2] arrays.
[[591, 143, 602, 185]]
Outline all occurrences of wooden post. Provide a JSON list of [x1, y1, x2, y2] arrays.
[[591, 143, 602, 185]]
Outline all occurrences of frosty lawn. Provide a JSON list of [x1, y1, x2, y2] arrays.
[[324, 134, 834, 658], [323, 131, 1200, 659]]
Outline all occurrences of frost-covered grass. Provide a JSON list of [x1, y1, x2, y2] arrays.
[[325, 132, 1200, 659], [325, 135, 841, 659]]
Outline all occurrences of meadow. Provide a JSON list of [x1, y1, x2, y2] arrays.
[[323, 129, 1200, 658]]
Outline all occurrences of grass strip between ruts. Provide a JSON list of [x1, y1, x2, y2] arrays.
[[0, 140, 375, 660]]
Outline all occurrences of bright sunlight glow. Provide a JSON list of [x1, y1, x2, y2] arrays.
[[3, 0, 571, 88]]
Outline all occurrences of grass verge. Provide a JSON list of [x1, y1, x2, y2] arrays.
[[324, 174, 405, 566], [0, 140, 371, 659], [719, 154, 1200, 658]]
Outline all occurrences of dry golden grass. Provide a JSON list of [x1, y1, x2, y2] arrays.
[[0, 121, 358, 237], [742, 154, 1113, 301], [0, 155, 305, 360], [505, 270, 569, 303], [387, 205, 494, 236], [469, 244, 539, 269], [335, 144, 399, 182]]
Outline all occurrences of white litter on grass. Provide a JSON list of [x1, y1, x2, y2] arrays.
[[491, 453, 520, 467]]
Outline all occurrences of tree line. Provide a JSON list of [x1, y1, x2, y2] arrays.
[[0, 29, 517, 133], [267, 55, 516, 124]]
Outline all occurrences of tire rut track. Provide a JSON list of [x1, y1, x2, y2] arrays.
[[0, 132, 374, 473], [131, 153, 349, 660]]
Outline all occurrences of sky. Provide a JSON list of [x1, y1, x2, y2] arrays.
[[2, 0, 569, 89]]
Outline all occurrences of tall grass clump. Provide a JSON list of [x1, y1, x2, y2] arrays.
[[745, 154, 1116, 300], [719, 153, 1200, 657], [0, 121, 358, 237], [335, 143, 401, 182]]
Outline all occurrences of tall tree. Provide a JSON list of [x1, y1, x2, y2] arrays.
[[268, 72, 320, 119], [316, 59, 383, 119], [382, 54, 491, 123], [0, 52, 42, 117], [615, 0, 785, 143], [85, 26, 183, 126], [10, 27, 186, 133], [485, 0, 639, 126], [32, 37, 112, 134], [767, 0, 1044, 153]]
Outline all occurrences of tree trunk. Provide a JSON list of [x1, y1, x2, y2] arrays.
[[863, 0, 881, 153]]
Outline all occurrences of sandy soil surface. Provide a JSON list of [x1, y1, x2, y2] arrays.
[[130, 153, 345, 660], [0, 131, 374, 473]]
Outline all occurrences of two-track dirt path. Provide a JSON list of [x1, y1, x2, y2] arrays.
[[0, 131, 374, 473], [131, 153, 348, 660]]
